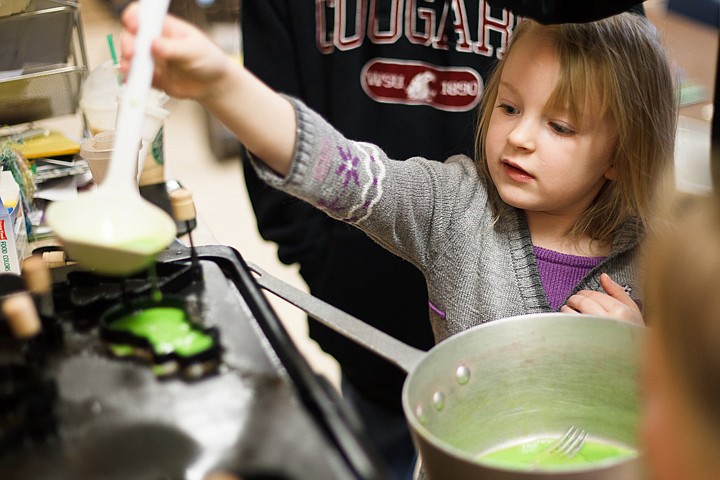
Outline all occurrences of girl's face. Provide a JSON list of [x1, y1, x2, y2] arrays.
[[485, 36, 617, 227]]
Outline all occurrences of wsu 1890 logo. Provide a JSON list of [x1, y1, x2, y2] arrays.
[[361, 58, 482, 112]]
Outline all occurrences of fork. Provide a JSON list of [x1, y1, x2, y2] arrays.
[[547, 426, 588, 459]]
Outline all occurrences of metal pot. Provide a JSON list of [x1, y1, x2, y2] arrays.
[[250, 263, 645, 480]]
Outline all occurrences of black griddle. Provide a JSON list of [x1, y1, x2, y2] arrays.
[[0, 243, 390, 480]]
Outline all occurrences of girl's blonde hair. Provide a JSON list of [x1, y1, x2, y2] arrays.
[[475, 13, 677, 242]]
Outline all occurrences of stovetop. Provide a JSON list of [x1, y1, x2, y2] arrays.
[[0, 244, 387, 480]]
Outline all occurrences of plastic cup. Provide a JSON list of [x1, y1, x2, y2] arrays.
[[80, 62, 169, 136], [81, 61, 170, 183], [80, 61, 121, 134], [81, 101, 118, 136], [80, 130, 140, 186], [138, 104, 170, 186]]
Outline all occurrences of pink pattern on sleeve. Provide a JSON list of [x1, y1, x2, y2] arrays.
[[312, 137, 334, 182]]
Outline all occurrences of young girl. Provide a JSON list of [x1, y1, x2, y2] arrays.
[[120, 6, 676, 342], [641, 194, 720, 480]]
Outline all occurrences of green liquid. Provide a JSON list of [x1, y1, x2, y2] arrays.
[[108, 306, 213, 357], [147, 263, 162, 303], [116, 235, 169, 254], [479, 436, 636, 470]]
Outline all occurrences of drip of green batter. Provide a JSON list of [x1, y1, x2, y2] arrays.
[[479, 437, 637, 470], [108, 306, 213, 357], [147, 263, 162, 303]]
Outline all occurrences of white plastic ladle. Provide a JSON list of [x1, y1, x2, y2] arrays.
[[46, 0, 176, 276]]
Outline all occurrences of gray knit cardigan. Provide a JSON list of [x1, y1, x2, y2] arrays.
[[251, 98, 643, 344]]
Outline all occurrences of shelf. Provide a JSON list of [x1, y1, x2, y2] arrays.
[[0, 65, 85, 125], [0, 0, 81, 71], [0, 0, 88, 127]]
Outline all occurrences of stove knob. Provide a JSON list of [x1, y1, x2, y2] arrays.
[[42, 250, 68, 269], [169, 188, 196, 222], [2, 292, 41, 338]]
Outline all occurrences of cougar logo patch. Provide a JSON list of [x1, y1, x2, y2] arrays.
[[361, 58, 482, 112]]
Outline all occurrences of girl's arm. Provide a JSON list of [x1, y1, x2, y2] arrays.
[[119, 2, 295, 176]]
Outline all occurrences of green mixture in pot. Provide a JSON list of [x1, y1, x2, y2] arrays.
[[479, 436, 636, 469]]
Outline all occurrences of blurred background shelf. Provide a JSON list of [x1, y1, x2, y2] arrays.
[[0, 65, 85, 125], [0, 0, 88, 127]]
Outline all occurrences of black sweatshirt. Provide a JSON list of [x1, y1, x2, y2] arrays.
[[240, 0, 513, 410]]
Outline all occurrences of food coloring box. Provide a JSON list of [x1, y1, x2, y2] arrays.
[[0, 170, 27, 274]]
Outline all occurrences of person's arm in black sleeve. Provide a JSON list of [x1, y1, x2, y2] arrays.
[[240, 0, 331, 268], [486, 0, 644, 23]]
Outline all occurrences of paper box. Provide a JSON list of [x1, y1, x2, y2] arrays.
[[0, 171, 27, 274]]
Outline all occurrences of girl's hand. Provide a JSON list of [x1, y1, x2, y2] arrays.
[[119, 2, 233, 102], [119, 1, 297, 176], [561, 273, 644, 325]]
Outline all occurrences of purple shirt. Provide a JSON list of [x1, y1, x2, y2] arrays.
[[533, 246, 605, 311]]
